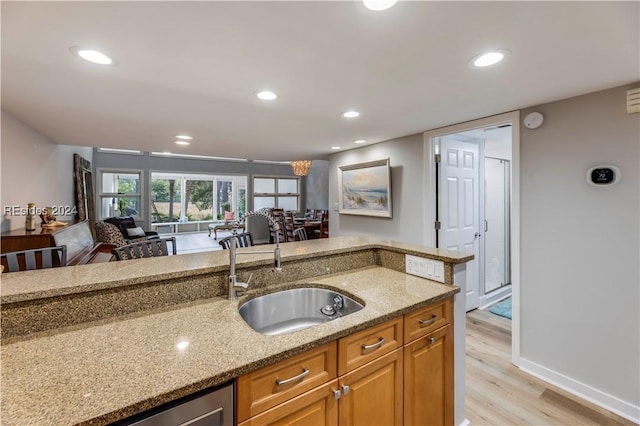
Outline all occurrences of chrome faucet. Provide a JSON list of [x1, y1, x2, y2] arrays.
[[228, 212, 283, 300]]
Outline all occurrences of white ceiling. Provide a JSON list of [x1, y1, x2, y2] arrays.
[[2, 1, 638, 161]]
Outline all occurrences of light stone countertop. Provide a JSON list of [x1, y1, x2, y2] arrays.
[[0, 236, 472, 303], [0, 237, 468, 425]]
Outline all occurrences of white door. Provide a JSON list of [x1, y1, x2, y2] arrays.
[[438, 137, 480, 311]]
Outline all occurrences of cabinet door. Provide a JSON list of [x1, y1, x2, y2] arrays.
[[404, 325, 453, 426], [238, 380, 338, 426], [339, 349, 403, 426]]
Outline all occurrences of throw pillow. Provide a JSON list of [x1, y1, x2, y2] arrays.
[[126, 226, 146, 237], [224, 211, 235, 221]]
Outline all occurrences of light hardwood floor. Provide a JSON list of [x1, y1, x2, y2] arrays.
[[466, 309, 637, 426]]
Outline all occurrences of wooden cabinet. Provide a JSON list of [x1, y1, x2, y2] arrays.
[[404, 298, 454, 426], [237, 298, 453, 426], [238, 380, 339, 426], [237, 342, 337, 422], [338, 317, 402, 375], [338, 349, 403, 426]]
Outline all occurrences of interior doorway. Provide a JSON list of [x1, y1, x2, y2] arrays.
[[433, 124, 512, 311], [423, 110, 521, 366]]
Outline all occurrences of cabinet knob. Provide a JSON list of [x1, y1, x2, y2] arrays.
[[428, 337, 437, 344], [332, 389, 342, 400], [341, 385, 351, 395]]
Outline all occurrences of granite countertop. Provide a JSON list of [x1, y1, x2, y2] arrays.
[[1, 267, 458, 425], [0, 236, 468, 425], [0, 236, 472, 303]]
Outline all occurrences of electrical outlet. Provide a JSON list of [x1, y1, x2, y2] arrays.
[[405, 255, 445, 283]]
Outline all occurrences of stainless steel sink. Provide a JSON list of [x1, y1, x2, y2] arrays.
[[238, 287, 365, 335]]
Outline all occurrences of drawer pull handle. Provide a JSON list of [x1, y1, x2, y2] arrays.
[[361, 337, 385, 352], [428, 337, 437, 344], [275, 368, 310, 386], [418, 315, 437, 327]]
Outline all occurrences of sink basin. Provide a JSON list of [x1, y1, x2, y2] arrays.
[[239, 287, 365, 335]]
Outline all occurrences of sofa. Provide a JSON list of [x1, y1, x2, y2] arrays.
[[102, 216, 158, 243]]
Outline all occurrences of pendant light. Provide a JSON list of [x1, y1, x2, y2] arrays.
[[291, 160, 312, 176]]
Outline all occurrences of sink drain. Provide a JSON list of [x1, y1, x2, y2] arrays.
[[321, 304, 337, 316]]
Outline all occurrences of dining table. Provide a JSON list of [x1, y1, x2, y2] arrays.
[[293, 218, 322, 238]]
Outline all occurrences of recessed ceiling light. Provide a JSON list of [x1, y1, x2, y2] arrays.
[[70, 46, 114, 65], [256, 91, 278, 101], [342, 111, 360, 118], [174, 140, 191, 146], [331, 146, 341, 150], [175, 135, 193, 140], [353, 139, 366, 144], [469, 49, 509, 68], [363, 0, 398, 11]]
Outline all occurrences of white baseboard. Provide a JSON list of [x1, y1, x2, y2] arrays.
[[458, 419, 470, 426], [479, 284, 512, 310], [519, 358, 640, 424]]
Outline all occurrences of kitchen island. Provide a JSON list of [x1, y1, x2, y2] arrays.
[[0, 236, 472, 425]]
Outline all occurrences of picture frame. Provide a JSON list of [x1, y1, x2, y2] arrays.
[[338, 158, 392, 218]]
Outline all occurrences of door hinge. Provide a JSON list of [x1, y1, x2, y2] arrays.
[[434, 153, 441, 163], [434, 221, 441, 230]]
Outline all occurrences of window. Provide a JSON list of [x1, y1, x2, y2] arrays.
[[98, 169, 143, 219], [253, 176, 300, 211], [150, 172, 247, 223]]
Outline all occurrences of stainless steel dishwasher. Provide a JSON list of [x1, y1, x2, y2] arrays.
[[121, 381, 233, 426]]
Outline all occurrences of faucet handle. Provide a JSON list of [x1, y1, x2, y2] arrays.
[[245, 272, 254, 286]]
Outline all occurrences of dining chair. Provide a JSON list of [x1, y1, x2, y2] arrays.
[[219, 232, 255, 249], [269, 209, 285, 243], [314, 212, 329, 238], [111, 236, 177, 260], [314, 209, 327, 220], [284, 214, 296, 242], [1, 246, 67, 272], [293, 227, 308, 241]]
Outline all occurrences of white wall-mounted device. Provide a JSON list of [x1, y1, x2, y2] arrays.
[[587, 165, 621, 186], [523, 111, 544, 129]]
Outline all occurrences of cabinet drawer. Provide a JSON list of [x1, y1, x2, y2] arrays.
[[404, 299, 451, 343], [338, 317, 403, 375], [238, 380, 338, 426], [236, 342, 337, 422]]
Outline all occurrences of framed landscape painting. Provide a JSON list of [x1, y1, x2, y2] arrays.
[[338, 158, 392, 218]]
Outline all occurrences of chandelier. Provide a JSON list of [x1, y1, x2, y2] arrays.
[[291, 160, 312, 176]]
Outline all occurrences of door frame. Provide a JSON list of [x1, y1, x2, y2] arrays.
[[423, 110, 521, 366]]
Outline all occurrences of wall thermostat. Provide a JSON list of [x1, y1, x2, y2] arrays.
[[587, 165, 620, 186]]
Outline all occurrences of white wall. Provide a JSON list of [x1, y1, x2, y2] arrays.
[[519, 84, 639, 420], [1, 110, 93, 232], [485, 136, 512, 160], [328, 133, 424, 243], [330, 83, 639, 422]]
